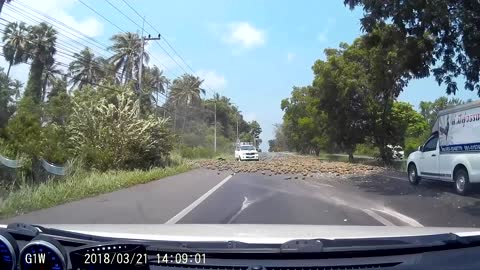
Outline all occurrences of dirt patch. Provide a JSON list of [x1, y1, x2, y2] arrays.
[[196, 155, 384, 178]]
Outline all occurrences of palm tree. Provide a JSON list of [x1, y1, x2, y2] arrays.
[[68, 47, 104, 90], [108, 32, 149, 85], [24, 22, 57, 104], [143, 65, 169, 109], [0, 0, 13, 15], [170, 74, 205, 132], [2, 21, 28, 79], [10, 79, 22, 101], [42, 61, 62, 101]]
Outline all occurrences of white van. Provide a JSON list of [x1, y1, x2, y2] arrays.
[[407, 100, 480, 194]]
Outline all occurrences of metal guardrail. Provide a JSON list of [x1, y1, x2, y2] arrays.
[[41, 159, 66, 176], [0, 155, 22, 168], [0, 154, 66, 176]]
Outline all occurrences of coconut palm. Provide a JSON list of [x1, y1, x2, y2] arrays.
[[0, 0, 13, 15], [2, 21, 28, 79], [169, 74, 205, 132], [10, 79, 22, 101], [108, 32, 149, 85], [68, 47, 104, 90], [143, 65, 169, 103], [42, 61, 62, 101], [96, 56, 118, 85], [24, 22, 57, 104]]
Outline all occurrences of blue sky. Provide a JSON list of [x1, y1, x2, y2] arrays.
[[3, 0, 479, 150]]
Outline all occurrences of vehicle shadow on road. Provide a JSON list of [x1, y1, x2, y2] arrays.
[[348, 173, 480, 200]]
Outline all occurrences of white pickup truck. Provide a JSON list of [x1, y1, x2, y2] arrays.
[[407, 100, 480, 195], [235, 144, 259, 161]]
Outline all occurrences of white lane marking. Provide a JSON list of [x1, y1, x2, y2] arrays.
[[374, 208, 424, 227], [165, 175, 233, 224], [362, 209, 395, 226], [227, 196, 252, 224]]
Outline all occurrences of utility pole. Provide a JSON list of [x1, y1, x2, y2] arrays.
[[214, 93, 217, 153], [138, 16, 145, 94], [137, 17, 161, 93], [236, 108, 241, 144]]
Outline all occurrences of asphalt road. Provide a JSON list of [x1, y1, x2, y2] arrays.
[[4, 153, 480, 227]]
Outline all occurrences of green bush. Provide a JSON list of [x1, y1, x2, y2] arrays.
[[405, 129, 431, 156], [68, 90, 174, 171], [177, 145, 215, 159], [354, 143, 379, 157]]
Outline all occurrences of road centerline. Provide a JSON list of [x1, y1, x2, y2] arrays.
[[165, 174, 234, 224]]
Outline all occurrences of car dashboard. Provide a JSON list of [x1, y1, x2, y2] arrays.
[[2, 223, 480, 270]]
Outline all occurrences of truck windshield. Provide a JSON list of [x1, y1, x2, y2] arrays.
[[241, 146, 256, 151]]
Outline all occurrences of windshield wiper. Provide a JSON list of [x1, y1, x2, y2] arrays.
[[280, 233, 477, 253]]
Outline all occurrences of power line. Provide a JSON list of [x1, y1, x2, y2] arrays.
[[0, 50, 186, 117], [104, 0, 145, 31], [11, 1, 112, 56], [118, 0, 219, 97], [119, 0, 194, 74], [77, 0, 125, 33], [2, 1, 220, 120]]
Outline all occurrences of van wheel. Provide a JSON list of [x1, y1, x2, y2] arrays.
[[408, 164, 421, 185], [454, 168, 470, 195]]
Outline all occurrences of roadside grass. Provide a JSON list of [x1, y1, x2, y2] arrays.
[[0, 162, 194, 219]]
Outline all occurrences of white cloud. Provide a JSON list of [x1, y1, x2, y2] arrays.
[[317, 17, 336, 43], [8, 0, 104, 38], [0, 0, 104, 84], [222, 22, 266, 49], [287, 52, 296, 62], [196, 69, 227, 92]]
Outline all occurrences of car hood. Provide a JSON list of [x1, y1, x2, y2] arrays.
[[239, 150, 257, 153], [4, 224, 480, 243]]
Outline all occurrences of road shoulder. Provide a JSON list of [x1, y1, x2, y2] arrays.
[[2, 169, 231, 224]]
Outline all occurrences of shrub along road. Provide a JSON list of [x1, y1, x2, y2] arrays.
[[3, 153, 480, 227]]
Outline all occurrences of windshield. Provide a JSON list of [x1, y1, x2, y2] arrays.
[[1, 0, 480, 233]]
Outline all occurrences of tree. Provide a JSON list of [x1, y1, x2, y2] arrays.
[[0, 0, 12, 15], [312, 43, 372, 161], [2, 21, 28, 79], [42, 78, 72, 163], [23, 23, 57, 104], [41, 61, 62, 101], [0, 68, 16, 134], [345, 0, 480, 96], [141, 65, 169, 114], [389, 101, 429, 147], [5, 96, 43, 181], [270, 123, 289, 152], [68, 47, 104, 90], [281, 86, 327, 155], [108, 32, 148, 85], [347, 26, 416, 163], [169, 74, 205, 132], [10, 78, 22, 101], [419, 97, 464, 127]]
